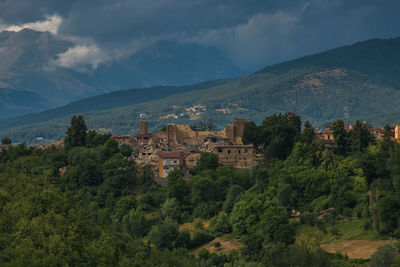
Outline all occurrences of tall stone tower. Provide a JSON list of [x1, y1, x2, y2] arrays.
[[139, 121, 148, 135]]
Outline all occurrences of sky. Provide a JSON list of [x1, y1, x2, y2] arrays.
[[0, 0, 399, 72]]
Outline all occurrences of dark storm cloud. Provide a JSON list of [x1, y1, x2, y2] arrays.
[[1, 0, 399, 70], [56, 0, 305, 42], [0, 0, 78, 24]]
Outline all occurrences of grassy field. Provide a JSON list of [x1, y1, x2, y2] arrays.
[[179, 219, 210, 237], [295, 219, 392, 259], [320, 240, 392, 259], [191, 234, 243, 255], [295, 219, 377, 245]]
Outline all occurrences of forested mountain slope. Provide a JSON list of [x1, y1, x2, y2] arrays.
[[3, 37, 400, 144]]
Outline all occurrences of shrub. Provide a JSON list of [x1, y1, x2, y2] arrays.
[[175, 230, 191, 249], [191, 230, 214, 248], [193, 202, 217, 219], [300, 211, 316, 226], [208, 214, 232, 235], [370, 243, 399, 267]]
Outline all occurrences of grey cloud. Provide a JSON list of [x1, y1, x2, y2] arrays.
[[1, 0, 399, 71], [0, 0, 78, 24]]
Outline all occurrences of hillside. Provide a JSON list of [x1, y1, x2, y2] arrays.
[[3, 36, 400, 144], [0, 29, 242, 118], [0, 79, 230, 132]]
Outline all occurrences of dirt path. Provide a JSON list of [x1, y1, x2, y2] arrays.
[[320, 240, 391, 259]]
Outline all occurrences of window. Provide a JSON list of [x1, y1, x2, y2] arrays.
[[228, 149, 231, 154], [218, 148, 222, 153], [244, 149, 248, 153], [173, 160, 177, 164], [238, 150, 241, 154]]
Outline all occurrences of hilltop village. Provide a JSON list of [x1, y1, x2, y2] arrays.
[[107, 118, 397, 179], [111, 119, 264, 179], [1, 117, 399, 180]]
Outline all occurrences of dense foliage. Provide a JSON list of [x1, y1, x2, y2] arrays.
[[1, 114, 400, 266]]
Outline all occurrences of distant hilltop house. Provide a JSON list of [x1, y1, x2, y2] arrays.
[[0, 144, 12, 152], [395, 125, 400, 142], [316, 123, 385, 146]]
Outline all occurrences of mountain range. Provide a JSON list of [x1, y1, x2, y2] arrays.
[[2, 35, 400, 144], [0, 29, 242, 118]]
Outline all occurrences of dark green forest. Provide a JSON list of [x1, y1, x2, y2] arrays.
[[1, 114, 400, 266]]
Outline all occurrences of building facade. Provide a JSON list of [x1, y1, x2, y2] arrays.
[[158, 151, 184, 178]]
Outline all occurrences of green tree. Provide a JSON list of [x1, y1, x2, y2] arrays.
[[65, 115, 87, 148], [175, 230, 191, 249], [86, 130, 111, 148], [330, 119, 349, 156], [230, 193, 264, 235], [261, 113, 302, 161], [378, 194, 400, 232], [300, 121, 315, 144], [167, 169, 190, 205], [259, 201, 294, 245], [148, 218, 179, 250], [1, 137, 11, 145], [196, 152, 219, 172], [223, 185, 245, 214], [122, 208, 148, 238], [370, 243, 399, 267], [388, 143, 400, 198], [103, 153, 137, 197], [349, 120, 375, 153], [141, 165, 156, 188], [191, 175, 216, 204], [161, 198, 180, 221], [114, 195, 138, 222], [120, 144, 132, 157], [208, 213, 232, 235], [243, 121, 262, 148], [64, 147, 102, 187], [383, 124, 394, 142], [100, 138, 119, 162]]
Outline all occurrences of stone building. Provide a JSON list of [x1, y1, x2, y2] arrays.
[[158, 151, 184, 178], [395, 125, 400, 142], [214, 144, 258, 169], [184, 151, 202, 169], [218, 118, 252, 144], [202, 135, 231, 152], [156, 124, 214, 148], [112, 135, 135, 147], [316, 127, 334, 142], [0, 144, 11, 152]]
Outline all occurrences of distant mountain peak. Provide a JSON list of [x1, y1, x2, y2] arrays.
[[0, 29, 243, 119]]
